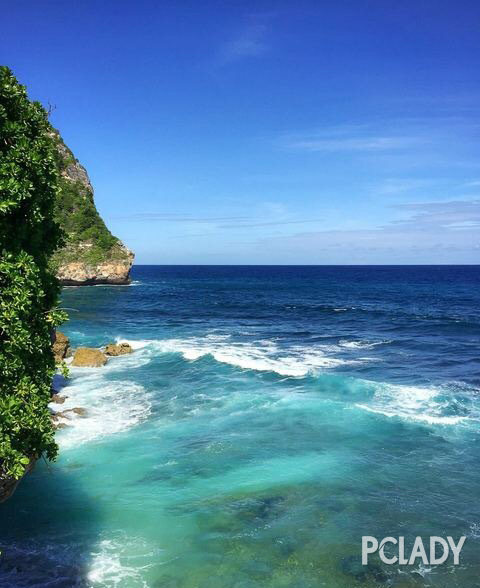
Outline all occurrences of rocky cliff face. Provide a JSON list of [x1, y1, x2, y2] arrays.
[[51, 132, 134, 285], [56, 252, 134, 286]]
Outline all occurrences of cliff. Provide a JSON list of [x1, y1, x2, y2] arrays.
[[50, 132, 134, 285]]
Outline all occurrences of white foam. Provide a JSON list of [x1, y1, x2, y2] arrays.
[[469, 522, 480, 539], [147, 336, 357, 377], [339, 339, 390, 350], [114, 337, 151, 350], [52, 375, 151, 449], [88, 537, 159, 588], [356, 383, 469, 426], [356, 404, 466, 425]]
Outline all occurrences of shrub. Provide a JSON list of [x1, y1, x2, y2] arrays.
[[0, 66, 65, 479]]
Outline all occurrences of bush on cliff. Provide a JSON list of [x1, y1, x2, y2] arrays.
[[0, 66, 65, 479], [50, 131, 126, 269]]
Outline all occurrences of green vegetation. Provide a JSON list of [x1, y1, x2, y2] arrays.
[[0, 66, 66, 479], [50, 132, 125, 267]]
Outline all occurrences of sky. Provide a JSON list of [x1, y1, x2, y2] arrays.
[[3, 0, 480, 264]]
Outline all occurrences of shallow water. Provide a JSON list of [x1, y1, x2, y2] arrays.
[[1, 265, 480, 587]]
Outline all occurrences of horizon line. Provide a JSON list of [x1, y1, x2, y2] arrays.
[[131, 263, 480, 267]]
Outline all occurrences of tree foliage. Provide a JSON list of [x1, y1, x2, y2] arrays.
[[49, 130, 123, 268], [54, 176, 117, 256], [0, 66, 65, 479]]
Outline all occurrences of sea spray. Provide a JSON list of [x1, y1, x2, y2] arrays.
[[1, 265, 478, 588]]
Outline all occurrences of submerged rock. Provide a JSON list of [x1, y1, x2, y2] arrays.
[[71, 347, 108, 367], [52, 331, 71, 363], [51, 410, 71, 421], [70, 407, 87, 416], [51, 393, 67, 404], [341, 554, 388, 583], [56, 422, 68, 430], [51, 407, 86, 428], [51, 411, 71, 430], [52, 420, 68, 430], [104, 342, 133, 356]]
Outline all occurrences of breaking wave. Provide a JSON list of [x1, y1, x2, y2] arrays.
[[116, 335, 366, 377], [356, 382, 475, 426], [51, 374, 151, 449]]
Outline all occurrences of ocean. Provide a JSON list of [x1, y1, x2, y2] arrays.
[[1, 265, 479, 587]]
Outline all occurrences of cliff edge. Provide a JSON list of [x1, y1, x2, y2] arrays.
[[51, 132, 134, 285]]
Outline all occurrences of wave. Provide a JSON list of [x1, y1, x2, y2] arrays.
[[0, 534, 156, 588], [88, 535, 157, 588], [355, 382, 472, 426], [357, 403, 467, 425], [116, 336, 365, 377], [339, 339, 391, 350], [114, 337, 151, 350], [51, 374, 151, 449], [89, 337, 477, 430]]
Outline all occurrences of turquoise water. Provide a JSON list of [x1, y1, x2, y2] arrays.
[[1, 265, 480, 587]]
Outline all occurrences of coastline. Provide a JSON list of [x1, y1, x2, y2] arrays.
[[1, 265, 478, 587]]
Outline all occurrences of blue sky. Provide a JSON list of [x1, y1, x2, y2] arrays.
[[3, 0, 480, 264]]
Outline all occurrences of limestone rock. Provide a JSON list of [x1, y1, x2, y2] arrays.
[[57, 251, 134, 285], [52, 421, 68, 430], [71, 407, 87, 416], [50, 130, 134, 286], [51, 394, 67, 404], [52, 410, 70, 420], [53, 407, 87, 419], [71, 347, 108, 367], [51, 411, 70, 429], [104, 342, 133, 356], [52, 331, 71, 363], [56, 139, 92, 188]]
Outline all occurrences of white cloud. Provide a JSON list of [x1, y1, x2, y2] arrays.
[[284, 136, 418, 152], [113, 211, 324, 230], [278, 125, 423, 153], [253, 199, 480, 264], [392, 199, 480, 228], [375, 178, 440, 195]]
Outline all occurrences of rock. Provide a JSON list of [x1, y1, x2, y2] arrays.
[[71, 347, 108, 367], [104, 342, 133, 356], [340, 555, 388, 584], [57, 252, 134, 286], [52, 331, 71, 363], [71, 407, 87, 416], [51, 394, 67, 404], [51, 410, 71, 421], [52, 407, 87, 421], [52, 421, 69, 430], [50, 130, 134, 286]]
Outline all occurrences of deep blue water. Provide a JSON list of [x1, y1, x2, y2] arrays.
[[1, 265, 479, 587]]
